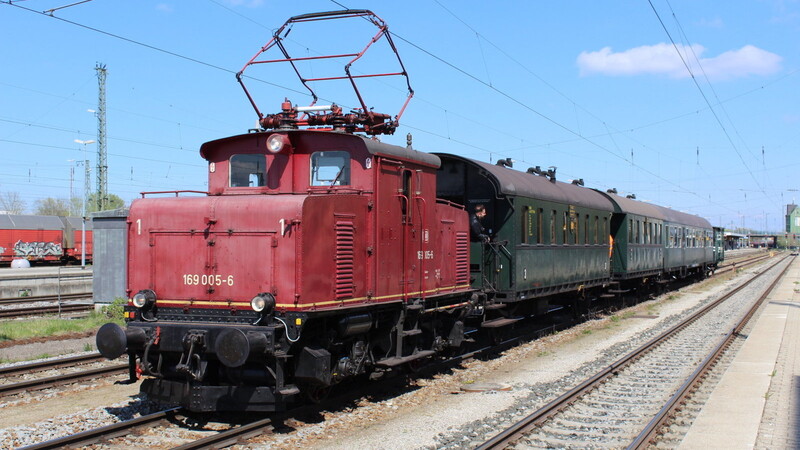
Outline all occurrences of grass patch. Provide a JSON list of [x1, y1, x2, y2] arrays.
[[0, 299, 125, 343], [581, 328, 593, 335]]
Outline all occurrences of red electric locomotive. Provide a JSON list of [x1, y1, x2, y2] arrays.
[[96, 10, 475, 411]]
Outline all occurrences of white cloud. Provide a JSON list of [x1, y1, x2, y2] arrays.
[[577, 43, 782, 80]]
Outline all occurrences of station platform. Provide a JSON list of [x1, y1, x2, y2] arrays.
[[680, 256, 800, 449]]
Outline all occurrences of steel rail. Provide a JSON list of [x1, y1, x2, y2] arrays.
[[0, 303, 94, 319], [20, 408, 182, 450], [0, 292, 92, 305], [629, 255, 794, 449], [0, 352, 104, 377], [477, 255, 790, 449], [0, 363, 128, 397], [170, 417, 273, 450], [714, 253, 771, 275]]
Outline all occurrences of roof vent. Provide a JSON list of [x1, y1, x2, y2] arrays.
[[496, 158, 513, 168]]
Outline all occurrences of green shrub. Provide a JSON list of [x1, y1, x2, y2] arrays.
[[101, 298, 127, 320]]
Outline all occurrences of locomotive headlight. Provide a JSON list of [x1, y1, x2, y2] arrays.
[[266, 133, 290, 154], [251, 296, 266, 312], [250, 292, 276, 314], [132, 289, 156, 308]]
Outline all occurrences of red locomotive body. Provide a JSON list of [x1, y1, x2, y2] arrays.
[[127, 131, 470, 315], [101, 128, 472, 411], [96, 9, 477, 412]]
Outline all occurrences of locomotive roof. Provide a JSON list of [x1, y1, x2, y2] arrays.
[[598, 191, 712, 229], [200, 130, 441, 168], [437, 154, 614, 211]]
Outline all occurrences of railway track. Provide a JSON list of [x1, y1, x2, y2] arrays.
[[11, 253, 782, 449], [477, 255, 792, 449], [21, 408, 182, 450], [22, 406, 273, 450], [0, 292, 92, 305], [714, 252, 772, 275], [0, 352, 128, 398], [0, 302, 94, 319], [0, 352, 106, 377]]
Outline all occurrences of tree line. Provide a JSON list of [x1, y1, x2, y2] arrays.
[[0, 191, 125, 216]]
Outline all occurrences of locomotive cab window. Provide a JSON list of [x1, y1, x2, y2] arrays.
[[229, 154, 266, 187], [311, 151, 350, 186]]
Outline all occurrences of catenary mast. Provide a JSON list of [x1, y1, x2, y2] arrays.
[[95, 63, 108, 211]]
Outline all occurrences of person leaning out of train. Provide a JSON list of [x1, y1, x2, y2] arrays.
[[470, 204, 490, 243]]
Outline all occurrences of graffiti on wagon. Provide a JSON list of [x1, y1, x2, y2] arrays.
[[14, 240, 63, 259]]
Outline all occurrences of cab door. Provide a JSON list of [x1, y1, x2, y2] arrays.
[[375, 159, 408, 299]]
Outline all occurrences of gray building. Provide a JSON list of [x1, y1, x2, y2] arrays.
[[92, 208, 128, 304]]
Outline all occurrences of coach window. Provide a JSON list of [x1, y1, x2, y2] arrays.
[[230, 154, 266, 187], [593, 216, 598, 244], [638, 220, 643, 244], [537, 208, 544, 244], [585, 215, 589, 245], [550, 210, 556, 245], [311, 151, 350, 186], [523, 207, 535, 244], [628, 219, 634, 243]]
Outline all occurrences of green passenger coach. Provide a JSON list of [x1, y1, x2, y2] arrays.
[[435, 154, 615, 315]]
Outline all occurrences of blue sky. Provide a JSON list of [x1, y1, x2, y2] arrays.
[[1, 0, 798, 233]]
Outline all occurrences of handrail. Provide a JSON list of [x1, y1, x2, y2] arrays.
[[140, 190, 208, 198]]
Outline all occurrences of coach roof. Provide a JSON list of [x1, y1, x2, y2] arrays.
[[599, 191, 712, 228], [437, 154, 615, 211]]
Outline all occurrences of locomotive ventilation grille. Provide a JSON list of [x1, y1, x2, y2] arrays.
[[455, 231, 469, 284], [335, 220, 355, 299]]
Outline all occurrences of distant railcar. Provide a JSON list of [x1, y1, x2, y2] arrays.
[[0, 214, 93, 265]]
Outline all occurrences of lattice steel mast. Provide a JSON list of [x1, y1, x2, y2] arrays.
[[95, 63, 108, 211]]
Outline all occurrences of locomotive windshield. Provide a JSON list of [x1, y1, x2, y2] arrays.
[[230, 154, 266, 187], [311, 151, 350, 186]]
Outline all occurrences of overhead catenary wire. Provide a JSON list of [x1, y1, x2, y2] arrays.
[[3, 0, 738, 216], [2, 0, 794, 224], [647, 0, 766, 198]]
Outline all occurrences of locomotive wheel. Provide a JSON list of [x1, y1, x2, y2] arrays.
[[406, 357, 427, 373], [489, 328, 507, 345], [302, 385, 332, 404]]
